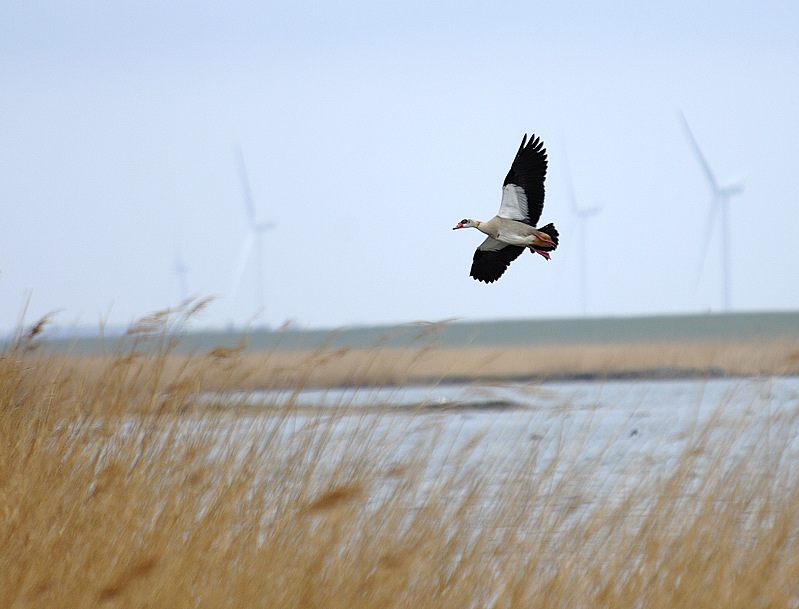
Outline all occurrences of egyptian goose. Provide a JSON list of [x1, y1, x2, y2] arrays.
[[453, 134, 559, 283]]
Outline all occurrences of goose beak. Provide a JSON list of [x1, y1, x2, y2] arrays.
[[453, 222, 463, 230]]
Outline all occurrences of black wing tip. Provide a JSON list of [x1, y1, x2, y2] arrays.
[[514, 132, 547, 157], [525, 133, 544, 151], [503, 131, 549, 192]]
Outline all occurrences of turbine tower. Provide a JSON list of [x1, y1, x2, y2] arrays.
[[680, 112, 744, 312], [230, 147, 276, 319], [563, 149, 601, 316]]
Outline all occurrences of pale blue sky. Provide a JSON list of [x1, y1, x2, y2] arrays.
[[2, 1, 798, 331]]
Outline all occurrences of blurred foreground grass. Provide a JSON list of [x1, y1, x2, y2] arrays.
[[2, 305, 799, 607]]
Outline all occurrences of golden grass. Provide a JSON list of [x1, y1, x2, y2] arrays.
[[3, 308, 799, 607]]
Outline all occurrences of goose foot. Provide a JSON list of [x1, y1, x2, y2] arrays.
[[530, 247, 551, 260]]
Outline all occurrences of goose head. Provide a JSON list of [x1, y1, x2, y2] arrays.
[[453, 218, 480, 230]]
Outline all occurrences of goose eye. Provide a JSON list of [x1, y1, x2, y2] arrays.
[[461, 219, 469, 224]]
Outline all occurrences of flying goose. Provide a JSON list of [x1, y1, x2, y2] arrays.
[[453, 134, 559, 283]]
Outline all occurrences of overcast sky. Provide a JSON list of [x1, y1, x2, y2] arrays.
[[2, 1, 798, 333]]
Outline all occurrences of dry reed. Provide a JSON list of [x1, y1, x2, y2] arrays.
[[2, 306, 799, 608], [56, 336, 799, 393], [214, 337, 799, 388]]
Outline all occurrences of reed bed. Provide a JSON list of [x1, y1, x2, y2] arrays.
[[58, 336, 799, 392], [2, 307, 799, 608], [212, 336, 799, 388]]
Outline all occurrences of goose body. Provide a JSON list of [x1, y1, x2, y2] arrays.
[[453, 134, 559, 283]]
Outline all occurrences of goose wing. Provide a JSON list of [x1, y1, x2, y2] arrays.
[[497, 134, 548, 226], [470, 237, 525, 283]]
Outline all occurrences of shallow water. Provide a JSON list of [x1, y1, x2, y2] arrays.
[[236, 375, 798, 412], [208, 377, 799, 498], [164, 375, 799, 553]]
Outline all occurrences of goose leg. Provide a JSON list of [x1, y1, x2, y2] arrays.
[[529, 247, 551, 260]]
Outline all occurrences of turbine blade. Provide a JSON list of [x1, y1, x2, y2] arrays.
[[253, 231, 265, 310], [694, 195, 720, 293], [679, 111, 720, 193], [578, 205, 602, 218], [255, 221, 277, 233], [230, 231, 255, 301], [235, 146, 257, 227]]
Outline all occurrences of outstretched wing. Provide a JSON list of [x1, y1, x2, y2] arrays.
[[470, 237, 525, 283], [497, 134, 548, 226]]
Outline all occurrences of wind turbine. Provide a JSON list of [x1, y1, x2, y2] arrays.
[[563, 148, 601, 316], [230, 147, 276, 319], [679, 112, 744, 312]]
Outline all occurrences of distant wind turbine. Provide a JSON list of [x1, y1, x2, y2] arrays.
[[563, 148, 601, 316], [230, 147, 276, 318], [679, 112, 744, 312]]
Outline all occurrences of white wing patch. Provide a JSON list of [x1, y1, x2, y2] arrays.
[[497, 184, 529, 222], [477, 237, 508, 252]]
